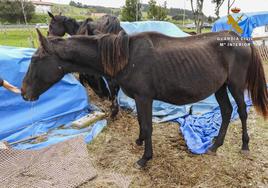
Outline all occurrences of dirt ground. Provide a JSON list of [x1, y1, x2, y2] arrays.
[[81, 63, 268, 188]]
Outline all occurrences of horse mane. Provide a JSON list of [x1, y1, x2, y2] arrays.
[[76, 15, 122, 36], [76, 18, 94, 35], [98, 31, 129, 77], [96, 15, 122, 34]]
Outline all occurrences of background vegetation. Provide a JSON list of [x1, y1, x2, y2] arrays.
[[0, 0, 216, 48], [0, 0, 35, 24]]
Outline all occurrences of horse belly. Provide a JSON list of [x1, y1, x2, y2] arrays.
[[154, 63, 227, 105]]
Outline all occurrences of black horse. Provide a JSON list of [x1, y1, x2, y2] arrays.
[[22, 29, 268, 168], [47, 12, 121, 117]]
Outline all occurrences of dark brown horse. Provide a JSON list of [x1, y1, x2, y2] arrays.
[[47, 12, 121, 117], [22, 29, 268, 168]]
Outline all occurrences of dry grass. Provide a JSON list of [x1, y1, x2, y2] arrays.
[[80, 63, 268, 187]]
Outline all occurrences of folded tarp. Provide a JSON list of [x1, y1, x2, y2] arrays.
[[212, 11, 268, 37], [121, 21, 190, 37], [117, 21, 251, 154], [176, 92, 252, 154], [0, 46, 106, 149]]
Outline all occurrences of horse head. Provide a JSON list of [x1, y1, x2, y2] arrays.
[[22, 29, 65, 101], [22, 28, 129, 101], [47, 11, 79, 36]]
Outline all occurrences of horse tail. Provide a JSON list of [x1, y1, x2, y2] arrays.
[[246, 44, 268, 118]]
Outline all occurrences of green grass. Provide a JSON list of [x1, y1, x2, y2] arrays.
[[51, 4, 92, 20], [0, 26, 211, 48], [0, 28, 47, 48]]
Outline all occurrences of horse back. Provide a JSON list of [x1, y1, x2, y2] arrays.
[[118, 31, 251, 105]]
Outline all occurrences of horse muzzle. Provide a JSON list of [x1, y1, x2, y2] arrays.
[[21, 87, 39, 101]]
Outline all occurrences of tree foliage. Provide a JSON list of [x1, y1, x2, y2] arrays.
[[147, 0, 157, 20], [207, 16, 213, 23], [121, 0, 142, 22], [172, 14, 187, 21], [147, 0, 168, 21], [0, 0, 35, 23]]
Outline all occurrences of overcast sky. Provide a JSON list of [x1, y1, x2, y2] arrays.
[[49, 0, 268, 17]]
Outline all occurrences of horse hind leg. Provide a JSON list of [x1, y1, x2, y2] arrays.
[[208, 84, 233, 154], [228, 86, 249, 154]]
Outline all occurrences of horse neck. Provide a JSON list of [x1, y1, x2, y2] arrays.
[[56, 38, 104, 75]]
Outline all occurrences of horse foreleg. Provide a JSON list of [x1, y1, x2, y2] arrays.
[[208, 85, 233, 154], [136, 105, 144, 146], [134, 96, 153, 168]]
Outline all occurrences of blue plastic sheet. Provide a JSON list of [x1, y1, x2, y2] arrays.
[[121, 21, 190, 37], [212, 11, 268, 37], [0, 46, 106, 149], [118, 89, 191, 123], [176, 92, 252, 154]]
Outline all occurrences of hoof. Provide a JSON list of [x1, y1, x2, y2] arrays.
[[135, 139, 143, 146], [134, 158, 147, 169], [206, 149, 217, 156], [110, 111, 118, 119], [133, 162, 144, 169], [240, 150, 250, 156], [110, 106, 119, 119]]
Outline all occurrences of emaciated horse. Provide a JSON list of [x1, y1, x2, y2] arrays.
[[47, 12, 121, 117], [22, 29, 268, 168]]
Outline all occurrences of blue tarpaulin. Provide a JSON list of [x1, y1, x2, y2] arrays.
[[121, 21, 190, 37], [118, 21, 251, 154], [175, 92, 252, 154], [0, 46, 106, 149], [212, 11, 268, 37]]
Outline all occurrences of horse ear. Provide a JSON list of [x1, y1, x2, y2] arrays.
[[47, 11, 55, 20], [59, 12, 62, 16], [36, 29, 51, 53]]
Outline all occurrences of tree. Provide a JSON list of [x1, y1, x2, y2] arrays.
[[190, 0, 205, 33], [0, 0, 35, 23], [121, 0, 142, 21], [147, 0, 157, 20], [156, 1, 168, 21], [147, 0, 168, 21], [211, 0, 225, 18], [69, 1, 77, 7], [207, 16, 213, 23], [227, 0, 236, 15]]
